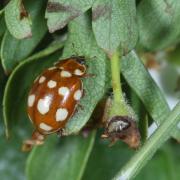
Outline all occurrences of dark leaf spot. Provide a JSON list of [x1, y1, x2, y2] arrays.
[[20, 2, 29, 20], [47, 2, 81, 32], [92, 4, 112, 21], [47, 2, 78, 13], [49, 12, 80, 32]]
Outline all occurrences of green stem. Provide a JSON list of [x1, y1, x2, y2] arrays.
[[110, 51, 123, 104], [113, 102, 180, 180], [110, 51, 132, 116]]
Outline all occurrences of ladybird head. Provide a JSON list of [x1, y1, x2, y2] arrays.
[[55, 56, 86, 77]]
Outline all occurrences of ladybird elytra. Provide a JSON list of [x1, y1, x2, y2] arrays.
[[23, 56, 87, 151]]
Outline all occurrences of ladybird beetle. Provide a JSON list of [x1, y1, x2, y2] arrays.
[[23, 56, 86, 150]]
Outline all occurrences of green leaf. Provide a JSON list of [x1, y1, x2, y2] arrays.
[[137, 0, 180, 51], [130, 91, 148, 143], [92, 0, 137, 55], [83, 135, 180, 180], [0, 128, 28, 180], [0, 65, 27, 180], [5, 0, 32, 39], [0, 13, 6, 37], [26, 131, 96, 180], [135, 142, 178, 180], [166, 44, 180, 65], [45, 0, 93, 33], [1, 0, 47, 73], [0, 8, 4, 15], [121, 50, 180, 140], [113, 101, 180, 179], [61, 13, 109, 135], [3, 42, 64, 137], [83, 133, 134, 180], [0, 64, 6, 122], [0, 42, 63, 179]]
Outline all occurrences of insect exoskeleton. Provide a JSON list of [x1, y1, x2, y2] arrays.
[[23, 56, 87, 151]]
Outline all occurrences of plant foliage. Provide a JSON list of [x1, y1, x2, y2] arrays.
[[0, 0, 179, 180]]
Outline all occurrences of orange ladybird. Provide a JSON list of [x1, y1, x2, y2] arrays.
[[23, 56, 86, 150]]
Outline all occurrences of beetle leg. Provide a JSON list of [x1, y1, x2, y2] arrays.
[[77, 102, 84, 110], [56, 129, 64, 137], [22, 130, 45, 152], [82, 73, 96, 78]]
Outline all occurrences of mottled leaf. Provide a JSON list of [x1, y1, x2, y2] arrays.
[[5, 0, 32, 39], [137, 0, 180, 51], [60, 13, 109, 135], [1, 0, 47, 73], [45, 0, 93, 32], [92, 0, 138, 55], [122, 51, 180, 141]]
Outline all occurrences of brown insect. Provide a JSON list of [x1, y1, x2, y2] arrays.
[[23, 56, 87, 150]]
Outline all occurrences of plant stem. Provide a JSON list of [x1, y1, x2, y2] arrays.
[[113, 102, 180, 180], [110, 50, 133, 117], [110, 51, 123, 104]]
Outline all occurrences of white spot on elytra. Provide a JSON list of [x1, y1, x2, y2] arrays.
[[74, 90, 82, 101], [37, 96, 51, 115], [60, 70, 72, 77], [39, 76, 46, 83], [58, 87, 70, 96], [74, 69, 84, 76], [39, 123, 52, 131], [56, 108, 68, 121], [28, 95, 35, 107], [47, 80, 57, 88]]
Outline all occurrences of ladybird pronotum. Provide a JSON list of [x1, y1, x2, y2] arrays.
[[23, 57, 87, 151]]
